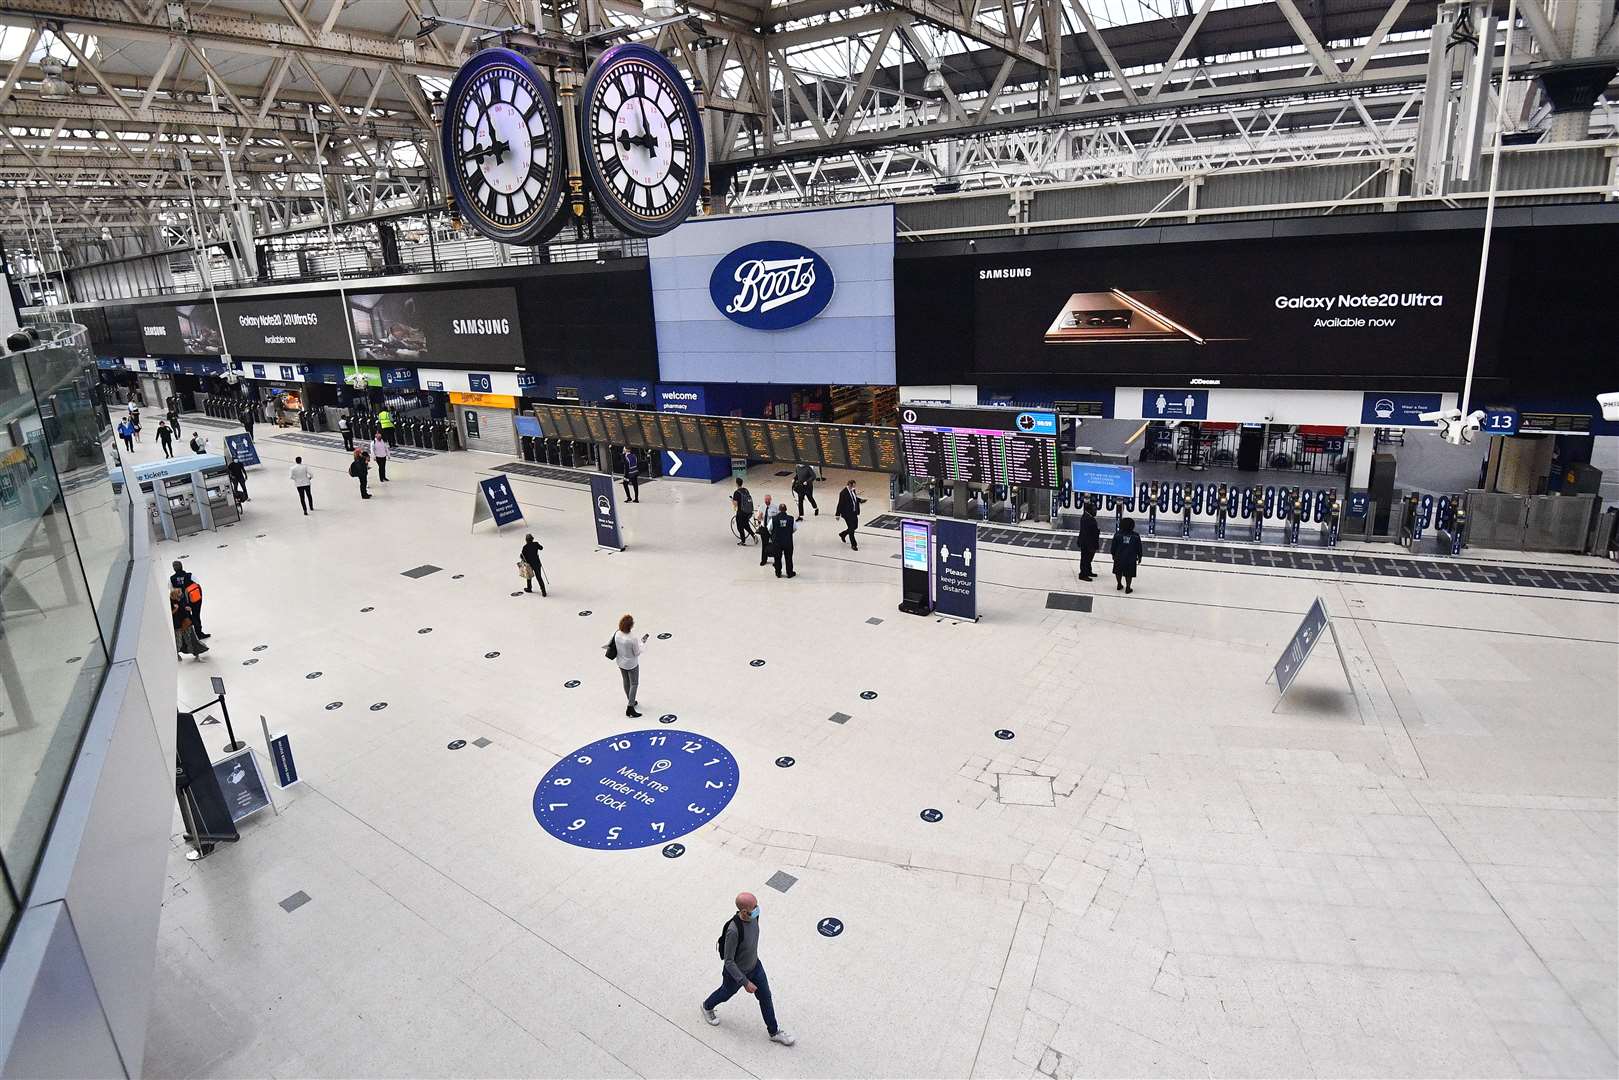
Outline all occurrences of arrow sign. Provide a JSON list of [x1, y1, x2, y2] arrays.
[[667, 450, 683, 476]]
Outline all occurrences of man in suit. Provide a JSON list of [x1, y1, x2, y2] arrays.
[[770, 505, 796, 578], [836, 481, 865, 551], [1077, 500, 1101, 581]]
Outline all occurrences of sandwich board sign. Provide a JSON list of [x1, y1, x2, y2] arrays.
[[1267, 596, 1353, 708], [473, 474, 525, 532]]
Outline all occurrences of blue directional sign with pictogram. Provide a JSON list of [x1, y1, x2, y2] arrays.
[[533, 730, 740, 850]]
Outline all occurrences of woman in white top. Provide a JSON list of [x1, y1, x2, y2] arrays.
[[614, 613, 649, 718], [371, 434, 390, 482]]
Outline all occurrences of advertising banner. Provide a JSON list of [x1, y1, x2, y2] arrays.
[[347, 287, 524, 368], [216, 295, 350, 358], [589, 473, 624, 550], [934, 518, 978, 622], [475, 474, 525, 531], [649, 204, 895, 385], [139, 302, 223, 356], [224, 433, 260, 467]]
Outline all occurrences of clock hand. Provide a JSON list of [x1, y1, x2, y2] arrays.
[[637, 99, 655, 158], [460, 138, 511, 164]]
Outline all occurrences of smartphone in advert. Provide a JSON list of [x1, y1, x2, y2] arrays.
[[1044, 290, 1207, 345]]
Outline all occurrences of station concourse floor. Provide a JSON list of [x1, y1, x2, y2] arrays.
[[133, 413, 1617, 1079]]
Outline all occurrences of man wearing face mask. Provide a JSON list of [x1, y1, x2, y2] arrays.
[[701, 891, 796, 1046]]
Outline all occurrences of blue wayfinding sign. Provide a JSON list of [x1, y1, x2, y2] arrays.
[[709, 240, 835, 330], [1143, 389, 1208, 420], [268, 733, 299, 787], [1272, 597, 1331, 695], [533, 729, 739, 849], [224, 433, 260, 466], [589, 472, 624, 550], [1483, 408, 1519, 435], [477, 474, 524, 530], [934, 518, 978, 622], [1071, 462, 1135, 498], [1361, 392, 1442, 426]]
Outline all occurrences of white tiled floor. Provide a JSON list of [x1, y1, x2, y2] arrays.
[[135, 414, 1618, 1079]]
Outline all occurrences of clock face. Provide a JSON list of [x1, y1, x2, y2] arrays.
[[440, 48, 565, 245], [532, 729, 739, 850], [580, 43, 706, 237]]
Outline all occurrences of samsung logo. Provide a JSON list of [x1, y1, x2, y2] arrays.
[[143, 325, 167, 336], [979, 268, 1031, 279], [452, 318, 510, 335]]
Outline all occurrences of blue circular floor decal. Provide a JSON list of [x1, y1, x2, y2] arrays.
[[533, 729, 740, 850]]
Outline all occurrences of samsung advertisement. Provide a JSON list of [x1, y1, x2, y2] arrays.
[[898, 230, 1524, 390]]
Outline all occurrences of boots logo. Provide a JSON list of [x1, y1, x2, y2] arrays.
[[709, 240, 835, 331]]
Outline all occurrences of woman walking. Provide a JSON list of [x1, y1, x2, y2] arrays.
[[612, 613, 649, 718], [519, 533, 546, 596], [171, 587, 209, 661], [1109, 516, 1145, 594]]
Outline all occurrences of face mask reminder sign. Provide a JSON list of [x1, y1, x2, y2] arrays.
[[473, 474, 525, 533], [934, 518, 979, 622], [210, 747, 274, 824], [898, 519, 933, 615], [589, 472, 625, 551]]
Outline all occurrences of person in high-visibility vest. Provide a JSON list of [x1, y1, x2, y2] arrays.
[[377, 408, 396, 447]]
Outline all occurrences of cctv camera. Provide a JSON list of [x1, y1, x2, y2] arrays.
[[1599, 392, 1619, 422], [1418, 408, 1457, 424]]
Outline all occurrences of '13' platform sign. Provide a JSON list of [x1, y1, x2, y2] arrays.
[[533, 730, 739, 849]]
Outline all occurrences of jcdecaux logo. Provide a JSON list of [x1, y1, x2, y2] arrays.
[[709, 240, 835, 331]]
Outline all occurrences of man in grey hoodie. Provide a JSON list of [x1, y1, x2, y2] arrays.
[[701, 891, 796, 1046]]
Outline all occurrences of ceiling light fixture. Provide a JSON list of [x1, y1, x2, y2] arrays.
[[922, 58, 946, 98], [39, 58, 71, 99]]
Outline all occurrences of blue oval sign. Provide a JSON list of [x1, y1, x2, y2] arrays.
[[709, 241, 834, 331]]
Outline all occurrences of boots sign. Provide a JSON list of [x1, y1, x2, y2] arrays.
[[709, 240, 835, 331]]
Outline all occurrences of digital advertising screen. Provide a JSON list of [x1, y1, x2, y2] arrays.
[[140, 302, 223, 356], [217, 296, 350, 358], [900, 231, 1508, 388], [901, 520, 931, 570], [348, 287, 523, 368]]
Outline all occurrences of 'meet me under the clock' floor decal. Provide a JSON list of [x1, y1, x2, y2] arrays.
[[533, 729, 739, 850]]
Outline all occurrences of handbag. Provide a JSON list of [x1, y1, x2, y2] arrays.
[[604, 635, 618, 661], [517, 560, 534, 580]]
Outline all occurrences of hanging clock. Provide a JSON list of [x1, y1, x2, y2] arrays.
[[579, 43, 706, 237], [440, 47, 566, 245]]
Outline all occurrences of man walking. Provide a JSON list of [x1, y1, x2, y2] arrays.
[[118, 419, 133, 452], [792, 462, 818, 520], [339, 414, 354, 451], [167, 405, 181, 439], [240, 403, 255, 441], [1076, 500, 1101, 581], [156, 421, 174, 458], [169, 561, 210, 639], [771, 505, 796, 578], [289, 456, 314, 514], [621, 447, 641, 502], [731, 478, 755, 546], [701, 892, 795, 1046], [372, 434, 390, 482], [836, 480, 865, 551]]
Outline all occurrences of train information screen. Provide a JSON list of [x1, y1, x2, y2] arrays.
[[765, 421, 797, 463], [843, 427, 877, 470], [700, 417, 729, 456], [565, 407, 591, 440], [791, 424, 822, 465], [657, 414, 686, 451], [601, 410, 627, 445], [872, 429, 901, 473], [637, 412, 664, 449], [743, 420, 772, 459], [819, 426, 849, 467], [719, 417, 750, 457], [898, 405, 1059, 487], [583, 409, 609, 443], [677, 415, 705, 454]]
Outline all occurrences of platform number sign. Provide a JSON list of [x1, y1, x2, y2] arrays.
[[1483, 409, 1519, 435], [533, 730, 739, 849]]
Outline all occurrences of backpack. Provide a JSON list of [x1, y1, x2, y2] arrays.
[[715, 914, 742, 957], [735, 489, 753, 515], [185, 582, 202, 605]]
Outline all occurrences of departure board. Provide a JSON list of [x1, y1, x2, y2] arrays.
[[565, 406, 591, 441], [677, 415, 705, 454], [743, 420, 772, 459], [657, 414, 686, 451], [843, 426, 877, 471], [872, 428, 901, 473], [719, 417, 750, 457], [601, 410, 627, 445], [700, 416, 729, 457], [897, 405, 1059, 487], [617, 410, 647, 447], [791, 424, 822, 465], [637, 412, 664, 450], [766, 421, 797, 463], [818, 425, 849, 468], [533, 404, 561, 437], [539, 405, 568, 438], [583, 409, 609, 443]]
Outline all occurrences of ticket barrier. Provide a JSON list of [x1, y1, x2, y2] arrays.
[[1319, 491, 1341, 547]]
